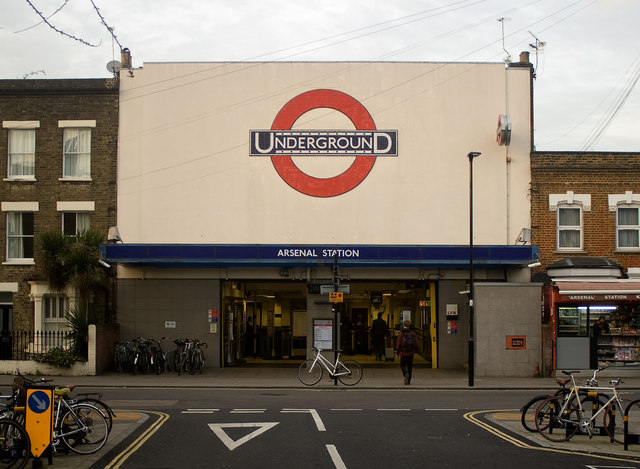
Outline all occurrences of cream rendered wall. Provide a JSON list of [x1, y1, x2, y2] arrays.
[[117, 62, 531, 245]]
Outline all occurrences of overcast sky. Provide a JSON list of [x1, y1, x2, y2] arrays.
[[2, 0, 638, 152]]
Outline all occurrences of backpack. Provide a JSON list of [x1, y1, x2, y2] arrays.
[[400, 330, 417, 353]]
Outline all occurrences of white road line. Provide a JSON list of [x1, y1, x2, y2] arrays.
[[281, 408, 326, 431], [182, 409, 219, 414], [209, 422, 279, 451], [231, 409, 266, 413], [425, 408, 458, 411], [330, 408, 363, 411], [326, 444, 347, 469], [377, 408, 411, 411]]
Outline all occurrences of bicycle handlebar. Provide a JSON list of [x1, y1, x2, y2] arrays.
[[15, 371, 54, 384]]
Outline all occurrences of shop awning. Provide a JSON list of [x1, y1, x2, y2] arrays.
[[555, 281, 640, 302]]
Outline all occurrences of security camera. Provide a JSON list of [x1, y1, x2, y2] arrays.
[[527, 261, 541, 268]]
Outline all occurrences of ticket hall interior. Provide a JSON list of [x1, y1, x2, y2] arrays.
[[221, 280, 433, 367]]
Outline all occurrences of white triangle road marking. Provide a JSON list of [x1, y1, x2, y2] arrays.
[[208, 422, 279, 451]]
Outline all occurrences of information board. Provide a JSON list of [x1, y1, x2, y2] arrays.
[[313, 319, 333, 350]]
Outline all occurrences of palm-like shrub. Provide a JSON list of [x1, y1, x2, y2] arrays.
[[37, 229, 110, 359]]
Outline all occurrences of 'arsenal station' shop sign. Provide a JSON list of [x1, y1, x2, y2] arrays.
[[555, 281, 640, 303]]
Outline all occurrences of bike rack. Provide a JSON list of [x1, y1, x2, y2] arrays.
[[624, 399, 640, 450], [545, 399, 609, 439]]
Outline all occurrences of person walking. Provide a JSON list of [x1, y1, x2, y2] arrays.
[[395, 319, 418, 385], [370, 312, 389, 361]]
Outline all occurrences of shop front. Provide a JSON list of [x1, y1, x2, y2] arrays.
[[551, 280, 640, 369]]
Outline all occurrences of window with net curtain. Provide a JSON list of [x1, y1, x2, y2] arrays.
[[8, 129, 35, 177], [63, 128, 91, 178], [6, 212, 34, 259], [618, 205, 640, 248], [557, 205, 582, 250], [63, 212, 90, 236]]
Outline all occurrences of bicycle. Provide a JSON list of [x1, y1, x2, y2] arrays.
[[0, 400, 30, 469], [13, 372, 114, 434], [187, 339, 207, 375], [520, 367, 605, 432], [51, 389, 109, 454], [114, 341, 132, 373], [173, 338, 207, 375], [534, 370, 627, 443], [11, 373, 109, 455], [297, 347, 363, 386]]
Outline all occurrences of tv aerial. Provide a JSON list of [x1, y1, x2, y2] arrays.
[[528, 31, 546, 77], [498, 17, 511, 64]]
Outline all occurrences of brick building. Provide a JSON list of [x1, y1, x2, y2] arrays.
[[531, 151, 640, 270], [531, 151, 640, 369], [0, 79, 118, 335]]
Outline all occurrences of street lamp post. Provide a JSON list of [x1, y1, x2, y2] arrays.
[[467, 151, 481, 387]]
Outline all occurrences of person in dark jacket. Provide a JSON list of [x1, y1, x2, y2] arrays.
[[370, 312, 389, 361], [395, 319, 419, 385]]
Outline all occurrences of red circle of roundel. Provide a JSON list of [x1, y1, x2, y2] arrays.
[[270, 89, 377, 198]]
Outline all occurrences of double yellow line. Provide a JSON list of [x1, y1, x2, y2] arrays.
[[463, 409, 640, 464], [104, 410, 169, 469]]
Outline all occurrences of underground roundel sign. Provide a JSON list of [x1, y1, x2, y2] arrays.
[[250, 89, 397, 197]]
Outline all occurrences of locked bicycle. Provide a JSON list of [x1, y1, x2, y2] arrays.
[[534, 369, 632, 443], [0, 400, 30, 469], [11, 373, 109, 455], [297, 347, 363, 386]]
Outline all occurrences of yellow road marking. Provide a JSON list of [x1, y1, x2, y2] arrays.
[[112, 412, 143, 421], [104, 410, 169, 469], [464, 410, 640, 464]]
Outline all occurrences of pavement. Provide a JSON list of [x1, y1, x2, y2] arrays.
[[4, 364, 640, 468]]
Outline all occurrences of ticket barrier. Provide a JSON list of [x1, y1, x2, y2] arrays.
[[25, 384, 55, 466]]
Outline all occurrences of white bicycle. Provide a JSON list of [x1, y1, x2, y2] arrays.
[[297, 347, 363, 386]]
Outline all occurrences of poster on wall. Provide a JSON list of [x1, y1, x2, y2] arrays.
[[313, 319, 333, 350], [402, 310, 412, 324], [293, 311, 307, 336]]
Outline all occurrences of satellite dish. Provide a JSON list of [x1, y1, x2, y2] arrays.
[[106, 60, 122, 73]]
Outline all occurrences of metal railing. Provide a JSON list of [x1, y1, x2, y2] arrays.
[[0, 330, 74, 361]]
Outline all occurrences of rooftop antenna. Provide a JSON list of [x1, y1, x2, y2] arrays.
[[528, 31, 546, 78], [498, 17, 511, 64]]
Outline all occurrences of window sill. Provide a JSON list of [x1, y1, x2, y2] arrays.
[[615, 248, 640, 253], [2, 259, 35, 266], [555, 249, 584, 253], [59, 177, 92, 182], [3, 177, 36, 182]]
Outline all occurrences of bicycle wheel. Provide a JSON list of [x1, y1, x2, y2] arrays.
[[298, 360, 322, 386], [60, 403, 109, 455], [76, 398, 114, 434], [521, 395, 552, 432], [151, 353, 163, 375], [336, 360, 363, 386], [603, 398, 630, 445], [173, 351, 182, 374], [187, 349, 197, 375], [0, 418, 30, 469], [193, 349, 204, 374], [535, 396, 579, 442]]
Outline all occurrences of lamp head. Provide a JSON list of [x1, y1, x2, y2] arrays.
[[468, 151, 482, 159]]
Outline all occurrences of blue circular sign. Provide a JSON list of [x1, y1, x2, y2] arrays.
[[27, 390, 51, 414]]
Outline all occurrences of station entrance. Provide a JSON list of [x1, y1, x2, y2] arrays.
[[221, 280, 435, 367]]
